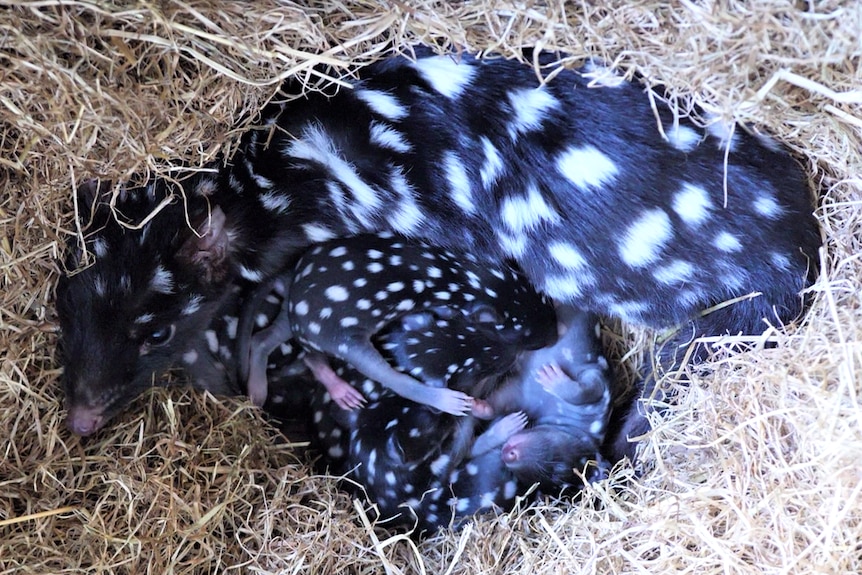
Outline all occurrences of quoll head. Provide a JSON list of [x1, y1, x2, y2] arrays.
[[56, 178, 236, 436], [501, 425, 598, 489]]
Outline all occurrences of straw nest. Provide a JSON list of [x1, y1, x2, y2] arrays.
[[2, 1, 860, 573]]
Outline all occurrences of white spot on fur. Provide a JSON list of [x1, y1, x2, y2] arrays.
[[250, 171, 274, 190], [653, 260, 694, 285], [93, 276, 107, 297], [715, 232, 743, 252], [706, 118, 736, 150], [340, 317, 358, 327], [134, 313, 154, 325], [288, 125, 381, 217], [150, 265, 174, 294], [543, 273, 591, 299], [589, 420, 604, 435], [181, 294, 203, 316], [504, 480, 518, 499], [673, 183, 712, 227], [303, 223, 335, 243], [387, 282, 404, 292], [549, 242, 587, 270], [500, 184, 561, 233], [396, 299, 415, 311], [443, 151, 475, 213], [507, 87, 559, 138], [308, 321, 321, 335], [367, 448, 377, 478], [355, 89, 408, 120], [205, 330, 219, 353], [754, 195, 783, 218], [356, 299, 372, 310], [224, 315, 238, 340], [182, 349, 198, 365], [556, 145, 619, 191], [580, 61, 625, 87], [329, 246, 347, 258], [325, 286, 349, 302], [496, 230, 527, 258], [92, 237, 108, 258], [771, 252, 792, 270], [239, 265, 263, 282], [619, 209, 673, 267], [480, 137, 503, 189], [608, 300, 648, 323], [754, 131, 782, 152], [427, 266, 442, 278], [194, 177, 217, 197], [665, 125, 701, 152], [294, 300, 309, 316], [260, 191, 291, 214], [369, 121, 412, 153], [412, 56, 476, 98], [367, 262, 383, 273], [430, 454, 451, 475], [387, 169, 425, 234]]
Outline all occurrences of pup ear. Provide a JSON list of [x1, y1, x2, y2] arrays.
[[176, 206, 233, 286]]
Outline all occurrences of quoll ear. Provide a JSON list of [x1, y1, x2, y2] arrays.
[[176, 206, 233, 286]]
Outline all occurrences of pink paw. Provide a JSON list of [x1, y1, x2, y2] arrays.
[[328, 380, 367, 411], [535, 362, 571, 395]]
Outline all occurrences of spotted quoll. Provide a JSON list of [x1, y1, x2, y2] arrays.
[[57, 47, 819, 464], [472, 304, 612, 489], [237, 232, 555, 415], [310, 303, 610, 533], [306, 310, 543, 534]]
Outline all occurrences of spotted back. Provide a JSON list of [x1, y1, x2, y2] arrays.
[[286, 232, 557, 354]]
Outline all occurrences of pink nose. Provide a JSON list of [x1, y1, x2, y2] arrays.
[[66, 405, 105, 436]]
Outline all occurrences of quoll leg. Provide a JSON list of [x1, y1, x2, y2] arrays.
[[303, 352, 367, 410], [328, 335, 475, 416], [245, 300, 294, 407]]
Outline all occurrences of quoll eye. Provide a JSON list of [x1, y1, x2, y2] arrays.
[[146, 325, 176, 347]]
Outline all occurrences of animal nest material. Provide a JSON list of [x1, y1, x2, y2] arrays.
[[2, 1, 860, 573]]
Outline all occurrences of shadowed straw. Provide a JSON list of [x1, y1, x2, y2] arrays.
[[1, 0, 861, 573]]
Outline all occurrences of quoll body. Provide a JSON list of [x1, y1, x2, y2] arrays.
[[310, 302, 611, 533], [474, 304, 612, 489], [57, 47, 819, 463], [277, 232, 556, 415]]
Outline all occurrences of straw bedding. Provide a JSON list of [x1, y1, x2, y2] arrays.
[[1, 1, 860, 573]]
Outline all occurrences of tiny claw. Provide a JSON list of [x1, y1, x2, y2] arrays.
[[331, 383, 366, 411], [436, 389, 474, 416], [536, 362, 569, 394], [497, 411, 529, 437]]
